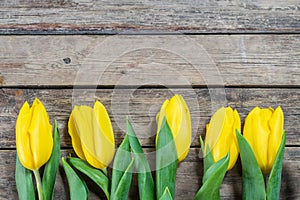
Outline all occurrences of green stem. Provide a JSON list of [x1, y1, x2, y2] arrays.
[[101, 167, 108, 176], [33, 169, 44, 200]]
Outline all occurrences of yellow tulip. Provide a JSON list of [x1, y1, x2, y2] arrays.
[[156, 94, 192, 162], [16, 98, 53, 170], [68, 100, 115, 169], [243, 106, 284, 174], [204, 107, 240, 170]]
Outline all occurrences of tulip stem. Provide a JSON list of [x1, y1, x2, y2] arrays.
[[102, 167, 108, 176], [33, 169, 44, 200]]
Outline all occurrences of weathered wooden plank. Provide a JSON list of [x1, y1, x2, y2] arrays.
[[0, 35, 299, 87], [0, 88, 299, 148], [1, 148, 299, 199], [0, 0, 299, 34]]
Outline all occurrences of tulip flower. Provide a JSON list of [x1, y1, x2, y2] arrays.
[[16, 98, 53, 171], [204, 107, 240, 170], [156, 94, 191, 162], [243, 106, 284, 174], [68, 100, 115, 169]]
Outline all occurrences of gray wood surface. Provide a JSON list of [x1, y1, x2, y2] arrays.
[[0, 0, 299, 199], [0, 35, 299, 87], [2, 148, 299, 200], [1, 88, 299, 148], [0, 0, 299, 34]]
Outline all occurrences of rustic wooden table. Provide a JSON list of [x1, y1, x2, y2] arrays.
[[0, 1, 299, 199]]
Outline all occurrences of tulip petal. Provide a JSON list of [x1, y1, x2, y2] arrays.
[[16, 101, 35, 170], [156, 95, 191, 162], [267, 106, 284, 170], [68, 109, 86, 161], [91, 101, 115, 168], [165, 95, 183, 138], [173, 95, 192, 162], [28, 99, 53, 170], [228, 109, 240, 170], [168, 95, 189, 161], [71, 106, 104, 168], [205, 107, 227, 161], [70, 103, 115, 169], [244, 107, 272, 173], [205, 107, 240, 170]]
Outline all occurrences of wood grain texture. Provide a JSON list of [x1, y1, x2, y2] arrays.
[[0, 35, 299, 87], [2, 148, 299, 200], [0, 88, 299, 148], [0, 0, 299, 34]]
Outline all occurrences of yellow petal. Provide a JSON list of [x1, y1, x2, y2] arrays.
[[71, 106, 94, 161], [16, 101, 35, 170], [92, 101, 115, 168], [172, 95, 191, 162], [244, 107, 272, 173], [165, 95, 183, 139], [28, 99, 53, 170], [212, 108, 232, 163], [68, 108, 86, 161], [156, 95, 192, 162], [81, 112, 114, 169], [205, 107, 226, 157], [228, 109, 240, 170], [267, 106, 284, 171], [205, 107, 240, 170], [72, 104, 115, 169], [93, 101, 115, 146]]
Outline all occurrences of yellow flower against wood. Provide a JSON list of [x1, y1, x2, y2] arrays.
[[16, 98, 53, 171], [68, 100, 115, 169], [244, 106, 284, 174], [204, 107, 241, 170], [156, 94, 192, 162]]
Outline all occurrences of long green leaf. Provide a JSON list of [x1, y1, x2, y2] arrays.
[[200, 136, 214, 175], [156, 117, 178, 199], [15, 154, 35, 200], [62, 158, 88, 200], [68, 157, 110, 199], [267, 132, 286, 200], [159, 187, 173, 200], [236, 130, 266, 200], [194, 154, 229, 200], [113, 158, 134, 199], [111, 134, 133, 200], [42, 120, 60, 200], [127, 118, 155, 200]]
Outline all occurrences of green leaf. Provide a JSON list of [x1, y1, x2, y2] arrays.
[[113, 158, 135, 199], [42, 120, 60, 200], [267, 132, 286, 200], [127, 118, 155, 200], [200, 136, 214, 175], [68, 157, 110, 199], [159, 187, 173, 200], [156, 117, 178, 199], [62, 158, 88, 200], [15, 154, 35, 200], [194, 154, 229, 200], [236, 130, 266, 200], [110, 134, 133, 200]]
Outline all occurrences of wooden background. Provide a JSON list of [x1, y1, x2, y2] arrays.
[[0, 1, 299, 199]]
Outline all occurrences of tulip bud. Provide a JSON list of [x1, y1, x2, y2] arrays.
[[16, 99, 53, 170], [156, 94, 192, 162], [244, 106, 284, 174], [68, 101, 115, 169], [204, 107, 240, 170]]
